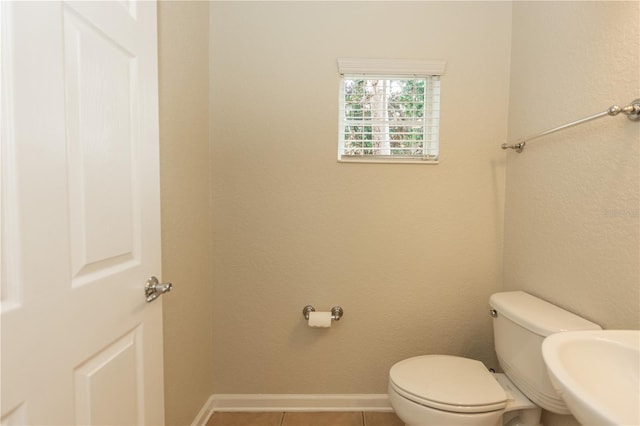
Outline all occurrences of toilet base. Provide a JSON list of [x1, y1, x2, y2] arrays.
[[495, 373, 542, 426]]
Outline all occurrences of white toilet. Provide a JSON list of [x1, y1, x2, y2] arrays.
[[388, 291, 602, 426]]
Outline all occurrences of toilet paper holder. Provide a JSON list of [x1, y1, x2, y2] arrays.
[[302, 305, 343, 321]]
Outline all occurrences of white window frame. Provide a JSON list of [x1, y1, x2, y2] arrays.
[[337, 58, 446, 164]]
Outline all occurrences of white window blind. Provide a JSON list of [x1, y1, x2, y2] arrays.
[[337, 59, 445, 163]]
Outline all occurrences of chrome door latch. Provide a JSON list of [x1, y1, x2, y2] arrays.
[[145, 276, 172, 303]]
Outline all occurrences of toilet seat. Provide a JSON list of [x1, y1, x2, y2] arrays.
[[389, 355, 507, 414]]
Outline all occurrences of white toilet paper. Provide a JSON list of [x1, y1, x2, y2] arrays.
[[308, 311, 332, 328]]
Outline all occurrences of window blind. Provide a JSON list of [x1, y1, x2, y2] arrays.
[[337, 59, 445, 163], [338, 75, 441, 162]]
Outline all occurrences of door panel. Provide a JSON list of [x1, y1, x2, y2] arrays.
[[74, 327, 144, 426], [63, 4, 140, 284], [1, 2, 164, 425]]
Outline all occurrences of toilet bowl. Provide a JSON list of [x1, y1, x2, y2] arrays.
[[388, 355, 540, 426]]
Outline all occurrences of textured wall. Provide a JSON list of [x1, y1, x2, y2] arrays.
[[158, 2, 214, 424], [505, 2, 639, 425], [210, 1, 512, 394]]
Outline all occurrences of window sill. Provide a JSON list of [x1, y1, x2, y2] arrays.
[[337, 158, 439, 165]]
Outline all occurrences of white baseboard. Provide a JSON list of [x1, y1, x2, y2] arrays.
[[192, 395, 216, 426], [192, 394, 392, 425]]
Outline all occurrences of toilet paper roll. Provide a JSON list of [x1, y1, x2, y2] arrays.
[[308, 311, 332, 328]]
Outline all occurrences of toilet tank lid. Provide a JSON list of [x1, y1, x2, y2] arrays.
[[489, 291, 602, 337]]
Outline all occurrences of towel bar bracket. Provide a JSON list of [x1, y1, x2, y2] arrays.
[[610, 99, 640, 121]]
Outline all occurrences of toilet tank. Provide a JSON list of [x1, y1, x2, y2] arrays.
[[489, 291, 601, 414]]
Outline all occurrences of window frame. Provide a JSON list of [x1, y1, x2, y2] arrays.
[[337, 58, 446, 164]]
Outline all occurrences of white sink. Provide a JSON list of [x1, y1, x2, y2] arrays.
[[542, 330, 640, 426]]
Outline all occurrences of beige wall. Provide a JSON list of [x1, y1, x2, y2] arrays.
[[157, 0, 638, 420], [505, 2, 639, 425], [210, 1, 512, 394], [158, 1, 214, 424]]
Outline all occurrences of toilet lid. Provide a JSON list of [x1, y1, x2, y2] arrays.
[[389, 355, 507, 413]]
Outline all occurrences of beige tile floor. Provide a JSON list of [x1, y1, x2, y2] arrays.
[[206, 411, 404, 426]]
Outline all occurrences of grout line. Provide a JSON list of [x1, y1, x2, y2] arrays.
[[277, 411, 368, 426], [208, 411, 386, 426]]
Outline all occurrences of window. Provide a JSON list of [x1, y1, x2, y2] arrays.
[[337, 59, 445, 163]]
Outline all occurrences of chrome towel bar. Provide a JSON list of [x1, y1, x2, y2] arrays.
[[502, 98, 640, 153]]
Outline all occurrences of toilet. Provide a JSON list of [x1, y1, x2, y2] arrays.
[[388, 291, 602, 426]]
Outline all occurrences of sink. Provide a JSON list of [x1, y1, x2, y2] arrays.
[[542, 330, 640, 426]]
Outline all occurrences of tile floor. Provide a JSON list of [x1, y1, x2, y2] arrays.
[[206, 411, 405, 426]]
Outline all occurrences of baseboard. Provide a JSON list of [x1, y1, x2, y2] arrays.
[[191, 395, 216, 426], [192, 394, 392, 425]]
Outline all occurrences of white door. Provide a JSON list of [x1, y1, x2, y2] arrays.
[[1, 1, 166, 425]]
